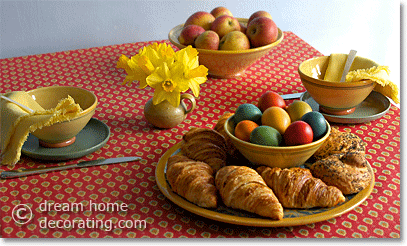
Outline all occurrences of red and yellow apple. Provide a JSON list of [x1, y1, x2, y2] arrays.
[[239, 22, 247, 34], [210, 15, 241, 39], [210, 6, 233, 18], [219, 31, 250, 51], [246, 17, 278, 48], [194, 30, 220, 50], [248, 10, 272, 24], [178, 25, 205, 45], [184, 11, 215, 30]]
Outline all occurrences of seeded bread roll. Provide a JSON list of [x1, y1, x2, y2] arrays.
[[310, 152, 371, 195], [313, 128, 367, 160]]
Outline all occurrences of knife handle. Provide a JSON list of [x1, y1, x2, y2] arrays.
[[0, 157, 140, 179], [0, 164, 77, 179]]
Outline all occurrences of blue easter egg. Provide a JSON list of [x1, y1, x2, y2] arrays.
[[234, 104, 262, 124], [301, 111, 327, 140]]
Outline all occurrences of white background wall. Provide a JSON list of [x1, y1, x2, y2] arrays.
[[0, 0, 401, 94]]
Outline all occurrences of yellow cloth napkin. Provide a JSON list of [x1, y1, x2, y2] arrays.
[[323, 53, 399, 104], [1, 91, 82, 165], [346, 66, 399, 104]]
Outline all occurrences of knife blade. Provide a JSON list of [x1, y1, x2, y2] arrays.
[[281, 92, 305, 100], [0, 157, 141, 179]]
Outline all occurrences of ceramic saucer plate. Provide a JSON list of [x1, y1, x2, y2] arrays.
[[22, 118, 110, 161], [301, 91, 391, 124]]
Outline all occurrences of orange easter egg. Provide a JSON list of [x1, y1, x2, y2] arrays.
[[235, 120, 259, 142]]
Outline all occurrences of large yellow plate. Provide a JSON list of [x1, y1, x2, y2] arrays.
[[155, 141, 375, 227]]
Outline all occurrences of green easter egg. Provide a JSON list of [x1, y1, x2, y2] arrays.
[[250, 125, 282, 146]]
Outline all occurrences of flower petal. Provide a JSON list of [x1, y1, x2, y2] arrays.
[[152, 87, 168, 105], [117, 54, 130, 69], [165, 91, 181, 108], [146, 71, 164, 88]]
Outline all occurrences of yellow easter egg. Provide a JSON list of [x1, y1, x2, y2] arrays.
[[261, 106, 291, 135], [286, 101, 313, 122]]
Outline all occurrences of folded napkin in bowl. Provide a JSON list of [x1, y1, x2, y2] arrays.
[[345, 66, 399, 104], [1, 91, 82, 165], [323, 53, 399, 104]]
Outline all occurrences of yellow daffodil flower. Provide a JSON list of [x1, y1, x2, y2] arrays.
[[117, 54, 146, 86], [175, 46, 208, 97], [117, 42, 208, 107], [124, 48, 158, 88], [175, 45, 199, 62], [146, 62, 189, 108], [117, 54, 130, 70], [151, 43, 176, 65]]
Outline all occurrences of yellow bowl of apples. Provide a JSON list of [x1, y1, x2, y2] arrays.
[[169, 10, 284, 79]]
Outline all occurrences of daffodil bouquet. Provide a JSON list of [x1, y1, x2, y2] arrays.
[[117, 43, 208, 108]]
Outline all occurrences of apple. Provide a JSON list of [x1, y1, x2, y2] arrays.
[[194, 30, 220, 50], [283, 121, 313, 146], [248, 10, 272, 24], [219, 31, 250, 51], [258, 91, 286, 112], [246, 17, 278, 48], [178, 25, 205, 46], [239, 22, 247, 34], [210, 15, 241, 39], [184, 11, 215, 30], [210, 6, 233, 18]]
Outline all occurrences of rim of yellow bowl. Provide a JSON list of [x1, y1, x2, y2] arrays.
[[27, 86, 98, 117], [168, 18, 284, 55], [298, 55, 378, 87], [224, 115, 331, 151]]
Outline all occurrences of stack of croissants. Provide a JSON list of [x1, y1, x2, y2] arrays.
[[166, 113, 372, 220]]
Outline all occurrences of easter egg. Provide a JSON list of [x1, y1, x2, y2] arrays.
[[301, 111, 327, 140], [234, 103, 262, 124], [258, 91, 286, 112], [261, 106, 291, 134], [250, 125, 282, 147], [286, 101, 313, 122], [235, 120, 259, 142], [284, 121, 313, 146]]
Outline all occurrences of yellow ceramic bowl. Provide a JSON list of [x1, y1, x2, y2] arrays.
[[27, 86, 97, 147], [298, 55, 378, 115], [224, 115, 331, 168], [168, 18, 284, 78]]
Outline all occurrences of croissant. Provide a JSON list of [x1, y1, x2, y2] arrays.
[[214, 112, 234, 134], [257, 166, 345, 208], [181, 127, 227, 172], [213, 112, 240, 158], [215, 166, 283, 220], [166, 155, 217, 208]]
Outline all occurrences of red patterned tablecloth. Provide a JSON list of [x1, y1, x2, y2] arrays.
[[0, 32, 400, 238]]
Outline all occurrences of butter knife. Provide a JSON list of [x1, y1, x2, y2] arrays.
[[281, 92, 305, 100], [0, 157, 141, 179]]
